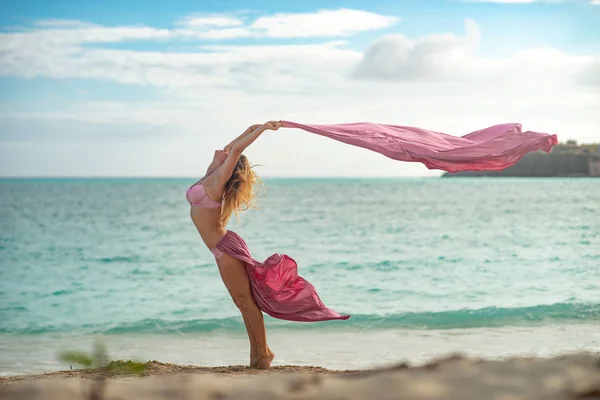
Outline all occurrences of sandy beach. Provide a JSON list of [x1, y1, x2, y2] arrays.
[[2, 352, 599, 400], [0, 360, 350, 384]]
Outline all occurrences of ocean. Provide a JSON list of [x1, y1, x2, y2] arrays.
[[1, 177, 599, 376]]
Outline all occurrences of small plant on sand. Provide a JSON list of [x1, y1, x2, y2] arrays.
[[58, 340, 147, 376], [58, 340, 147, 400]]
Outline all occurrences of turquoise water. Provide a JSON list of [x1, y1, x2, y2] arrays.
[[1, 178, 599, 374]]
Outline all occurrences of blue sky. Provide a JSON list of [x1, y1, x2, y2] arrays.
[[1, 0, 599, 177]]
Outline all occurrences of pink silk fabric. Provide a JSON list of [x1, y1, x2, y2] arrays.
[[282, 121, 558, 173], [213, 121, 557, 323], [214, 231, 349, 322]]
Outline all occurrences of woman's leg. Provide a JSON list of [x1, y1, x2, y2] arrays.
[[240, 314, 258, 366], [217, 254, 273, 369], [242, 313, 274, 367]]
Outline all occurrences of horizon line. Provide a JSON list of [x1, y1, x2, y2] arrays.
[[0, 175, 443, 179]]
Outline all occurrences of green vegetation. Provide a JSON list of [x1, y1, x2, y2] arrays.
[[443, 141, 600, 177], [552, 141, 600, 157], [59, 341, 147, 376]]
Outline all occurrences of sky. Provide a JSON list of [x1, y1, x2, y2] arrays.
[[1, 0, 599, 177]]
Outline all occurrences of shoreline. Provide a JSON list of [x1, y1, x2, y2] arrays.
[[3, 324, 600, 378]]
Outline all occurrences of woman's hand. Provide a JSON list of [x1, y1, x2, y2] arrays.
[[263, 121, 283, 131]]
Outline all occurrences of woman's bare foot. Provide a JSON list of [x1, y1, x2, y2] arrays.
[[253, 349, 275, 370], [267, 348, 275, 363], [250, 346, 273, 368]]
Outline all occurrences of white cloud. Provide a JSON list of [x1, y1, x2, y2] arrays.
[[174, 9, 398, 38], [0, 37, 359, 90], [185, 27, 252, 40], [31, 19, 100, 28], [590, 0, 600, 4], [248, 8, 398, 38], [0, 11, 599, 177], [1, 16, 595, 91], [577, 58, 600, 86], [467, 0, 537, 3], [354, 19, 484, 82], [1, 8, 398, 54], [176, 8, 398, 39], [0, 9, 397, 85], [465, 0, 594, 3], [0, 25, 171, 59], [2, 84, 598, 177], [353, 19, 594, 86], [177, 14, 244, 28], [464, 0, 563, 3]]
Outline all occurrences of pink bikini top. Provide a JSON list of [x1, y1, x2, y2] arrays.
[[186, 183, 222, 208]]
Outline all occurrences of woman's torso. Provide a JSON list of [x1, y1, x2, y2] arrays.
[[186, 176, 226, 249]]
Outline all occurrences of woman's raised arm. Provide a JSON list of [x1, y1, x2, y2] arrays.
[[224, 124, 262, 152], [214, 121, 281, 186]]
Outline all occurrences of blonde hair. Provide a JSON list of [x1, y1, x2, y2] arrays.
[[221, 155, 262, 225]]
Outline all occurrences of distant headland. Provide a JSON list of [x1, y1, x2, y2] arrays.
[[443, 140, 600, 177]]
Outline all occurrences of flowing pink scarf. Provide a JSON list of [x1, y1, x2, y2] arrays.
[[215, 121, 558, 323], [282, 121, 558, 172]]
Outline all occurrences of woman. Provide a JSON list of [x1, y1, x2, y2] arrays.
[[186, 121, 282, 370], [185, 118, 558, 369]]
